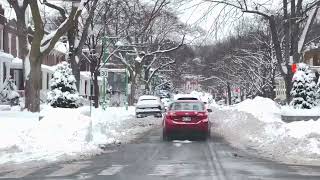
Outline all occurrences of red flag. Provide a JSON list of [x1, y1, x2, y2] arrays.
[[291, 64, 297, 73]]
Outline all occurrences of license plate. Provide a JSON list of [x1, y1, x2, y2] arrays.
[[182, 117, 191, 121]]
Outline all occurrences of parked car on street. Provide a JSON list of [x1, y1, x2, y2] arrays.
[[136, 95, 164, 118], [162, 99, 211, 140]]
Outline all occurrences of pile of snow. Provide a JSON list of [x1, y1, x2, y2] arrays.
[[234, 96, 281, 122], [212, 96, 320, 165], [0, 106, 161, 164]]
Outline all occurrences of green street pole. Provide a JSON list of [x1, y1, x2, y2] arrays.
[[125, 68, 128, 110], [102, 36, 109, 110]]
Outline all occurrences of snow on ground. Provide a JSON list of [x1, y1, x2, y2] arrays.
[[0, 105, 161, 165], [212, 96, 320, 165]]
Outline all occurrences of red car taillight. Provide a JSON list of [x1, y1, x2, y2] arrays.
[[197, 112, 208, 119], [166, 112, 176, 119]]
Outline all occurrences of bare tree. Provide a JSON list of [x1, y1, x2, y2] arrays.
[[104, 0, 185, 105]]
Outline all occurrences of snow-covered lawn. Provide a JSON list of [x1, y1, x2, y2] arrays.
[[212, 97, 320, 165], [0, 105, 161, 165]]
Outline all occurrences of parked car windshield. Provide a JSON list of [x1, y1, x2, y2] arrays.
[[170, 102, 204, 111]]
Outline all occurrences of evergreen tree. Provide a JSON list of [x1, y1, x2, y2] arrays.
[[290, 63, 316, 109], [0, 77, 20, 106], [47, 62, 80, 108]]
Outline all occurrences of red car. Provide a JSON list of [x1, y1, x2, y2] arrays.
[[162, 100, 211, 140]]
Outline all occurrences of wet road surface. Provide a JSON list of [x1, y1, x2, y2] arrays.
[[1, 127, 320, 180]]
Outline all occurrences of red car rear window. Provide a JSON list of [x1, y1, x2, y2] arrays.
[[170, 102, 204, 111]]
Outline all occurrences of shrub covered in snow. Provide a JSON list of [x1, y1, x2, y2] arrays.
[[0, 77, 20, 106], [290, 63, 316, 109], [47, 61, 80, 108]]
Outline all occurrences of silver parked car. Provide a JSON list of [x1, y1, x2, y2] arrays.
[[135, 95, 164, 118]]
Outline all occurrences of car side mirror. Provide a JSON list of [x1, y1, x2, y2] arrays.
[[207, 109, 212, 113]]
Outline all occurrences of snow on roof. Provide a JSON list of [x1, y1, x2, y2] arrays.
[[80, 71, 91, 80], [50, 42, 68, 56], [41, 64, 55, 73], [0, 51, 14, 62], [10, 57, 23, 69], [10, 58, 55, 73]]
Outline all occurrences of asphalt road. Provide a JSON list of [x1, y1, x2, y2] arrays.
[[1, 126, 320, 180]]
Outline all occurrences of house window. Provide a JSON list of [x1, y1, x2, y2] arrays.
[[16, 36, 19, 57], [3, 62, 6, 81], [313, 55, 320, 66], [8, 33, 12, 54], [47, 73, 50, 89], [84, 80, 87, 95], [0, 25, 3, 51]]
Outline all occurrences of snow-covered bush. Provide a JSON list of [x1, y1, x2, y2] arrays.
[[290, 63, 316, 109], [0, 77, 20, 106], [47, 61, 80, 108]]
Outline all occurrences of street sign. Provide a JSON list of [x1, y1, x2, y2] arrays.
[[100, 68, 108, 77]]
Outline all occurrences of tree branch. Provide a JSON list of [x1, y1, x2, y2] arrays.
[[43, 0, 67, 19]]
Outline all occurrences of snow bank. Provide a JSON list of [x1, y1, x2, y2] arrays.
[[234, 96, 281, 122], [212, 96, 320, 165], [0, 106, 161, 165]]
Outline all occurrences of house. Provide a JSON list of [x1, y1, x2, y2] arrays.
[[0, 4, 93, 100], [304, 47, 320, 72]]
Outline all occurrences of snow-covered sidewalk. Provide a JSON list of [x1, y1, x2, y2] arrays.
[[211, 97, 320, 165], [0, 106, 161, 165]]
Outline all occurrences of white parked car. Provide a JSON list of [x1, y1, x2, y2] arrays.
[[136, 95, 164, 118]]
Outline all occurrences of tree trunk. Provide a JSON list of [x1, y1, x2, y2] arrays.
[[70, 54, 81, 91], [93, 71, 99, 108], [129, 81, 136, 106], [68, 23, 80, 91], [28, 59, 41, 112], [15, 11, 29, 109], [227, 82, 232, 105], [285, 71, 293, 104], [283, 0, 290, 65]]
